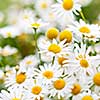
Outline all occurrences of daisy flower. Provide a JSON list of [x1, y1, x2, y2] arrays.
[[29, 19, 49, 32], [19, 55, 39, 70], [69, 73, 93, 99], [69, 19, 100, 41], [0, 89, 25, 100], [5, 67, 32, 90], [19, 9, 36, 22], [46, 27, 59, 40], [0, 26, 20, 38], [34, 0, 54, 16], [33, 63, 63, 85], [59, 29, 73, 43], [72, 90, 99, 100], [24, 79, 47, 100], [87, 67, 100, 96], [71, 42, 100, 76], [52, 0, 81, 20], [39, 39, 71, 59], [49, 76, 74, 99], [0, 45, 18, 57]]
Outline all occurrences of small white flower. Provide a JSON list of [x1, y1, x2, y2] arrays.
[[0, 89, 25, 100], [0, 45, 18, 56], [19, 55, 39, 70], [69, 19, 100, 42], [0, 26, 20, 38], [33, 63, 63, 85], [24, 79, 48, 100]]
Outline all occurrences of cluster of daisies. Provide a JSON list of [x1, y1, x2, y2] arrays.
[[0, 0, 100, 100]]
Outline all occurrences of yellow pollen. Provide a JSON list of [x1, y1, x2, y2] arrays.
[[72, 84, 81, 95], [53, 79, 66, 90], [59, 30, 72, 43], [43, 70, 53, 79], [62, 0, 73, 10], [32, 86, 42, 95], [12, 98, 20, 100], [26, 60, 32, 64], [58, 57, 67, 65], [41, 2, 47, 9], [80, 59, 89, 68], [31, 23, 40, 28], [48, 44, 61, 54], [16, 73, 26, 84], [79, 26, 90, 33], [82, 95, 93, 100], [46, 28, 59, 40], [93, 72, 100, 86]]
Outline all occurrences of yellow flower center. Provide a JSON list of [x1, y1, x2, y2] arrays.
[[31, 23, 40, 28], [59, 30, 72, 43], [6, 32, 12, 37], [53, 79, 66, 90], [41, 2, 47, 9], [93, 72, 100, 86], [48, 44, 61, 54], [72, 84, 81, 95], [26, 60, 32, 65], [62, 0, 73, 10], [12, 98, 20, 100], [46, 28, 59, 40], [16, 73, 26, 84], [32, 86, 42, 95], [82, 95, 93, 100], [43, 70, 53, 79], [80, 59, 89, 68], [23, 15, 29, 19], [79, 26, 90, 33], [58, 57, 67, 65]]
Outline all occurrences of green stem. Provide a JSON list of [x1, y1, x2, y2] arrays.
[[80, 11, 87, 22], [33, 28, 42, 64]]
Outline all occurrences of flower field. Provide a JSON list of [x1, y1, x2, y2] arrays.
[[0, 0, 100, 100]]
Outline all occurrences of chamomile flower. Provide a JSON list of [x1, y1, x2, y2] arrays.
[[71, 42, 100, 76], [35, 0, 54, 16], [87, 67, 100, 96], [46, 27, 59, 40], [69, 73, 93, 99], [33, 63, 63, 85], [39, 39, 71, 59], [59, 29, 73, 43], [5, 67, 31, 90], [49, 76, 73, 99], [0, 26, 20, 38], [52, 0, 81, 20], [54, 53, 75, 74], [20, 9, 36, 22], [0, 89, 25, 100], [19, 55, 39, 70], [72, 90, 99, 100], [24, 79, 47, 100], [69, 19, 100, 41], [1, 45, 18, 56]]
